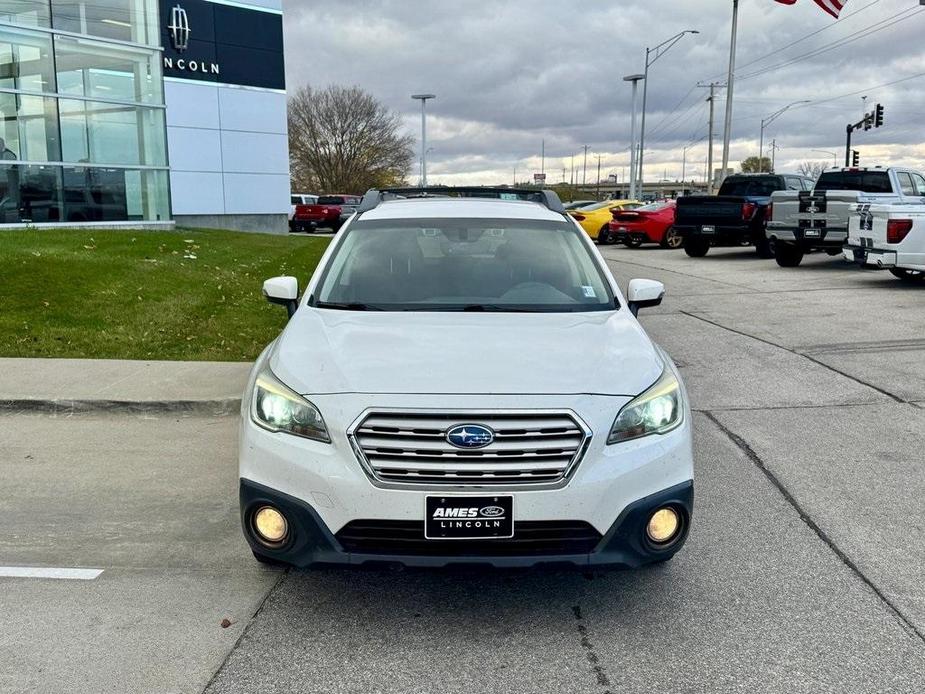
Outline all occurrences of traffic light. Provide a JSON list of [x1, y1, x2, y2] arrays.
[[852, 150, 860, 167], [874, 103, 884, 128], [863, 113, 873, 131]]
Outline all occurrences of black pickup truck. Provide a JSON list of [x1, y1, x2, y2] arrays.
[[674, 173, 815, 258]]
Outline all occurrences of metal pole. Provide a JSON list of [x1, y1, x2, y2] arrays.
[[582, 145, 589, 186], [771, 139, 777, 173], [759, 120, 765, 173], [681, 146, 687, 183], [707, 83, 716, 194], [596, 154, 601, 199], [638, 49, 650, 189], [541, 139, 545, 176], [420, 99, 427, 186], [845, 125, 852, 167], [720, 0, 738, 185], [627, 78, 640, 199]]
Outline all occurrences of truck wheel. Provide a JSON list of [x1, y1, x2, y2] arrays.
[[660, 227, 683, 249], [684, 238, 710, 258], [597, 226, 611, 245], [825, 248, 842, 256], [624, 234, 644, 248], [755, 236, 774, 259], [775, 243, 804, 267], [889, 268, 925, 283]]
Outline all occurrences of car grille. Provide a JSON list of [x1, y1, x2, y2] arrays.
[[336, 520, 602, 556], [348, 410, 591, 487]]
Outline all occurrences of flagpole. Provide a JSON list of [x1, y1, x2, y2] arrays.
[[720, 0, 738, 185]]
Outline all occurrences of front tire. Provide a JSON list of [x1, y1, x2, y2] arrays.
[[660, 226, 683, 249], [684, 237, 710, 258], [889, 268, 925, 283], [775, 243, 804, 267]]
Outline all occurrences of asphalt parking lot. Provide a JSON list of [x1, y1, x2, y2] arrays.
[[2, 245, 925, 693]]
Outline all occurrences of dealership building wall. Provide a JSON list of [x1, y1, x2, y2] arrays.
[[0, 0, 289, 231], [162, 0, 289, 233]]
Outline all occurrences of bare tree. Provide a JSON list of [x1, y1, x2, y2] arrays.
[[797, 161, 828, 180], [288, 85, 414, 193]]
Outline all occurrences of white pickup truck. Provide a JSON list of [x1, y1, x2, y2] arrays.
[[844, 202, 925, 282], [767, 167, 925, 267]]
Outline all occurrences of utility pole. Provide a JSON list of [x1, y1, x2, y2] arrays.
[[720, 0, 739, 187], [541, 139, 545, 176], [770, 139, 780, 173], [582, 145, 589, 186], [596, 154, 602, 199], [705, 83, 718, 193]]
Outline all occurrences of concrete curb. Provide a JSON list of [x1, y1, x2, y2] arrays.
[[0, 398, 242, 416]]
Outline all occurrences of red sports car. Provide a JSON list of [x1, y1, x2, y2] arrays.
[[606, 200, 681, 248]]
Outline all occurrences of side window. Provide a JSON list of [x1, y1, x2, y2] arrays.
[[785, 177, 802, 191], [910, 173, 925, 197], [291, 196, 300, 205], [897, 173, 916, 196], [802, 178, 814, 191]]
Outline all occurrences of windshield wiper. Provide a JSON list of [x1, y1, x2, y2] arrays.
[[314, 301, 384, 311], [460, 304, 537, 312]]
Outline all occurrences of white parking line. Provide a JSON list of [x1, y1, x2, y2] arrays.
[[0, 566, 103, 580]]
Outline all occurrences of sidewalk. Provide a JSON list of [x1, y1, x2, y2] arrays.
[[0, 358, 252, 414]]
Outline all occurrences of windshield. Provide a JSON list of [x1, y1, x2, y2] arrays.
[[312, 217, 615, 312], [814, 171, 892, 193], [719, 177, 780, 196], [638, 201, 672, 212]]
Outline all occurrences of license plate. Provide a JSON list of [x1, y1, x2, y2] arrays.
[[805, 229, 820, 237], [425, 495, 513, 539], [701, 225, 715, 233]]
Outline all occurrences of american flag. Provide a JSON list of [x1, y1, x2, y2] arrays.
[[774, 0, 848, 19]]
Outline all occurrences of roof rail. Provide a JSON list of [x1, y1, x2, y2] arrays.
[[356, 187, 566, 214]]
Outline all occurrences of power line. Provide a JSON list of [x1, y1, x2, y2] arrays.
[[738, 6, 923, 82], [645, 84, 698, 138]]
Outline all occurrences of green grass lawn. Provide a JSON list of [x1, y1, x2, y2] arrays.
[[0, 228, 330, 361]]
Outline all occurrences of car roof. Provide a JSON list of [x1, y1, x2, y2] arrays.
[[359, 197, 567, 222]]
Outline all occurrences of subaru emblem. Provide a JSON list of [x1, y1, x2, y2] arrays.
[[446, 424, 494, 449]]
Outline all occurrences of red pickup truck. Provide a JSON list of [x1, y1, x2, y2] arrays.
[[290, 194, 362, 232]]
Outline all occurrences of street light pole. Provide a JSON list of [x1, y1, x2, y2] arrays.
[[637, 29, 699, 192], [623, 73, 645, 200], [759, 101, 809, 173], [411, 93, 435, 187], [720, 0, 739, 185]]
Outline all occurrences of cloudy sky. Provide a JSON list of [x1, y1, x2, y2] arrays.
[[282, 0, 925, 186]]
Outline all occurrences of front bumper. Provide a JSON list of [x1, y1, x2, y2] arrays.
[[241, 477, 693, 569]]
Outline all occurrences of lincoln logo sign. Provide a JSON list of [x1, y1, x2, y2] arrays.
[[168, 5, 190, 52], [164, 4, 220, 76]]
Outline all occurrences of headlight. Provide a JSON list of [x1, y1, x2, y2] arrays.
[[607, 369, 683, 444], [251, 367, 330, 443]]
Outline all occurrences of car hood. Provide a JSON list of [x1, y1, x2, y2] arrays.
[[269, 309, 663, 396]]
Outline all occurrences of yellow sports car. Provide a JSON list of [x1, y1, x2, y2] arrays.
[[568, 199, 642, 242]]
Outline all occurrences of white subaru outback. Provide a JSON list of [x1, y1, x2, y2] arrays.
[[240, 188, 694, 569]]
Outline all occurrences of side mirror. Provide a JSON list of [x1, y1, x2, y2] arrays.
[[263, 276, 299, 318], [626, 278, 665, 316]]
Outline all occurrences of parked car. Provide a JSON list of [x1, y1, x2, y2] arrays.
[[289, 193, 317, 223], [768, 168, 925, 267], [291, 194, 362, 232], [569, 199, 642, 243], [844, 201, 925, 282], [674, 173, 814, 258], [606, 200, 680, 248], [563, 200, 598, 211], [242, 187, 693, 570]]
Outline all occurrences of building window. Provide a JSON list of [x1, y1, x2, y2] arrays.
[[55, 34, 162, 104], [0, 1, 51, 28], [0, 24, 55, 92], [50, 0, 160, 46], [59, 99, 165, 166], [0, 91, 60, 160]]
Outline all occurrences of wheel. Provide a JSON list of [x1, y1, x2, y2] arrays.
[[660, 226, 683, 249], [825, 248, 842, 256], [889, 268, 925, 283], [597, 226, 611, 245], [684, 237, 710, 258], [755, 236, 774, 259], [774, 243, 804, 267], [623, 234, 644, 248], [252, 550, 288, 567]]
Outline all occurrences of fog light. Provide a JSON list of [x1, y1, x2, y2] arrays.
[[646, 507, 680, 545], [253, 506, 288, 545]]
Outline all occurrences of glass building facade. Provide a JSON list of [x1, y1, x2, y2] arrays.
[[0, 0, 169, 224]]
